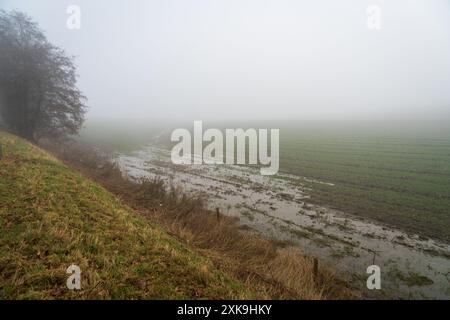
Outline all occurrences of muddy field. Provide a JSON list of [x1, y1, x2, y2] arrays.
[[116, 145, 450, 299]]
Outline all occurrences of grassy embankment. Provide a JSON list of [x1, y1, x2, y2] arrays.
[[0, 130, 254, 299]]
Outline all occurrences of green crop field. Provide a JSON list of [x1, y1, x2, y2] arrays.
[[278, 121, 450, 242], [79, 119, 450, 243]]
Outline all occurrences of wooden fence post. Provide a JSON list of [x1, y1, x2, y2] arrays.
[[313, 257, 319, 282], [216, 207, 221, 223]]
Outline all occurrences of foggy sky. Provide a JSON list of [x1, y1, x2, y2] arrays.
[[2, 0, 450, 122]]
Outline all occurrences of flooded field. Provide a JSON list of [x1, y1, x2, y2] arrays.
[[116, 145, 450, 299]]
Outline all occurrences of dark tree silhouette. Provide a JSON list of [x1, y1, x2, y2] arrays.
[[0, 10, 86, 142]]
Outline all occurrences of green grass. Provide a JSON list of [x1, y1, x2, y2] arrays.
[[387, 268, 434, 287], [278, 122, 450, 242], [78, 119, 169, 153], [0, 130, 256, 299]]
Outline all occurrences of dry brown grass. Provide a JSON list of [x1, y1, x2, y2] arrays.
[[44, 139, 358, 300]]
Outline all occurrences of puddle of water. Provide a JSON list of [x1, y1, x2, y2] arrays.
[[116, 145, 450, 299]]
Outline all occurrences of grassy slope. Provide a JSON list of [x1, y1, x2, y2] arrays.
[[0, 131, 255, 299]]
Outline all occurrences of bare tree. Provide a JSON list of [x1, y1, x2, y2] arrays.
[[0, 10, 86, 142]]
